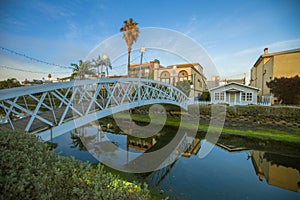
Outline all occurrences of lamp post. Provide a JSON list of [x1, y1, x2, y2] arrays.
[[139, 47, 145, 79], [138, 47, 145, 104], [101, 54, 108, 78], [172, 65, 177, 85]]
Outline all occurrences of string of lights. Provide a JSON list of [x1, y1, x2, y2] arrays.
[[0, 65, 71, 74], [0, 46, 149, 76], [0, 46, 74, 69]]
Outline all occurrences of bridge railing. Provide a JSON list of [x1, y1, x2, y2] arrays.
[[0, 78, 188, 135]]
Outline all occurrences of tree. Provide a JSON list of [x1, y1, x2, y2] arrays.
[[71, 60, 94, 79], [92, 55, 112, 78], [120, 18, 139, 71], [0, 78, 21, 89], [48, 73, 52, 80], [176, 80, 191, 97], [199, 91, 211, 101], [266, 75, 300, 105]]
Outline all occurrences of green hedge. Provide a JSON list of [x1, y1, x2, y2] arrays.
[[187, 105, 300, 123], [0, 131, 150, 200]]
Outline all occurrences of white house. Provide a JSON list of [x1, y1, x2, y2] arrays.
[[209, 82, 260, 105]]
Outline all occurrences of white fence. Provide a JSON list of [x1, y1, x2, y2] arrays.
[[189, 100, 271, 106]]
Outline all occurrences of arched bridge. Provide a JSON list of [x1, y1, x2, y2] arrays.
[[0, 78, 189, 140]]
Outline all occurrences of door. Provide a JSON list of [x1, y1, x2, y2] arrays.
[[230, 93, 235, 103]]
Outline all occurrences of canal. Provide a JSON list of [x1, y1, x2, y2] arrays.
[[51, 122, 300, 199]]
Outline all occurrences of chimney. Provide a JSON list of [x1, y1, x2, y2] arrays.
[[264, 48, 268, 55]]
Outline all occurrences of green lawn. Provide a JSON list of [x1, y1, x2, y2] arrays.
[[111, 113, 300, 143]]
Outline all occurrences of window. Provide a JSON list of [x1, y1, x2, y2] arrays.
[[198, 79, 202, 88], [160, 71, 170, 84], [242, 92, 252, 101], [220, 92, 224, 101], [161, 78, 170, 84], [215, 92, 224, 101], [178, 70, 188, 81], [247, 93, 252, 101], [144, 69, 149, 77], [215, 92, 220, 100]]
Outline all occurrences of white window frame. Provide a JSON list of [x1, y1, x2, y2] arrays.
[[242, 92, 253, 102], [161, 78, 170, 84], [220, 92, 225, 101]]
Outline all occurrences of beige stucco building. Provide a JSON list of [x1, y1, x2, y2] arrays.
[[153, 63, 207, 97], [249, 48, 300, 97]]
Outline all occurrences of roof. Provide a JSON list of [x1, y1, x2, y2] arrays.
[[129, 62, 154, 68], [166, 63, 203, 69], [225, 78, 245, 84], [209, 82, 260, 92], [252, 48, 300, 68]]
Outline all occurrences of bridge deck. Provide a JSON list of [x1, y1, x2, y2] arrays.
[[0, 107, 73, 133]]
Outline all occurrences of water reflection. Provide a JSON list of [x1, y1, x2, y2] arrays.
[[53, 124, 300, 199], [127, 135, 158, 152], [251, 151, 300, 192], [71, 125, 201, 172]]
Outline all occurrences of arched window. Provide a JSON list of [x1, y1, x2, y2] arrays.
[[160, 71, 170, 84], [178, 70, 188, 81]]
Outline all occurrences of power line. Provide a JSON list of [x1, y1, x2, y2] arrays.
[[0, 65, 71, 74], [0, 46, 74, 69]]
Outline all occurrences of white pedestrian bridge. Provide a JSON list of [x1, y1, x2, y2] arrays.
[[0, 78, 189, 140]]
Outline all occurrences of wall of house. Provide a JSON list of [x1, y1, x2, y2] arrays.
[[250, 51, 300, 97], [273, 52, 300, 78], [250, 57, 272, 96], [154, 65, 206, 97], [190, 69, 206, 97], [128, 62, 156, 78], [261, 57, 273, 96], [250, 60, 263, 95]]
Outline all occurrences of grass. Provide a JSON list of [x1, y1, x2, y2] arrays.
[[110, 112, 300, 143]]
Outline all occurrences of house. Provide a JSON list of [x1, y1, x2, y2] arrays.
[[249, 48, 300, 100], [153, 63, 207, 97], [128, 60, 207, 97], [128, 59, 161, 79], [57, 76, 72, 82], [209, 82, 260, 105]]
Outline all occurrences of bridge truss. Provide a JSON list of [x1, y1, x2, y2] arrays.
[[0, 78, 188, 140]]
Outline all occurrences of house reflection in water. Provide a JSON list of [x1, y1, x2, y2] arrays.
[[127, 134, 200, 157], [127, 136, 157, 152], [181, 137, 201, 158], [251, 151, 300, 192]]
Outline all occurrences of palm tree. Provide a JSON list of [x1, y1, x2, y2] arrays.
[[120, 18, 139, 71], [103, 55, 112, 77], [71, 60, 94, 79], [92, 55, 112, 78]]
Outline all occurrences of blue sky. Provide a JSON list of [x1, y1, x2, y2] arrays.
[[0, 0, 299, 82]]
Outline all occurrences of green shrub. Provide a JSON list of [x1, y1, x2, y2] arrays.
[[0, 131, 150, 200]]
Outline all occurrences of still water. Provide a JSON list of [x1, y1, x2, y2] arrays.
[[52, 126, 300, 200]]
